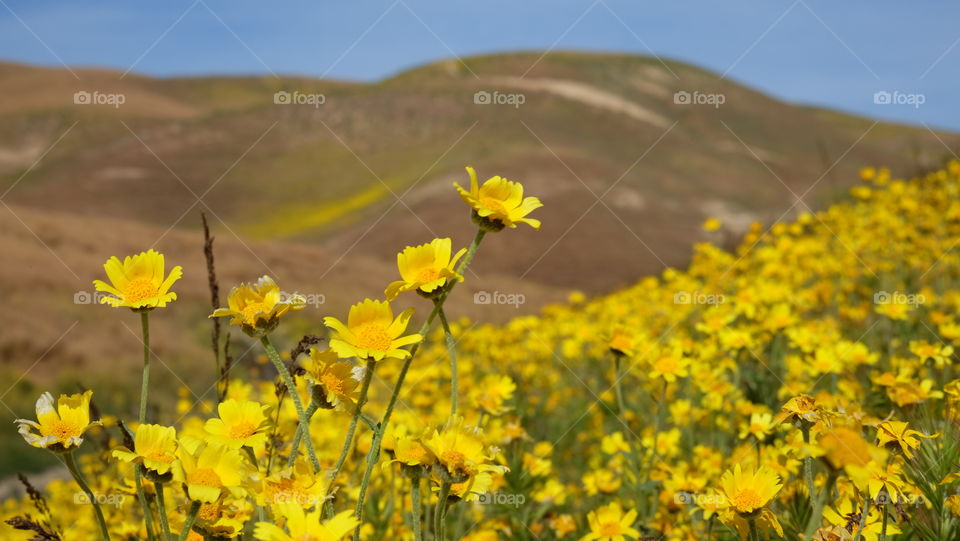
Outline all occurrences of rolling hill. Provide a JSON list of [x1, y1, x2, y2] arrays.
[[0, 50, 957, 423]]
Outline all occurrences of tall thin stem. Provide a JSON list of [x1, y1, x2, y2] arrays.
[[65, 451, 111, 540], [134, 470, 156, 541], [879, 503, 889, 541], [852, 495, 871, 541], [139, 310, 150, 424], [433, 481, 451, 541], [178, 501, 201, 541], [325, 359, 376, 509], [612, 355, 644, 499], [352, 228, 486, 540], [154, 482, 172, 541], [288, 400, 319, 467], [410, 472, 423, 541], [260, 335, 320, 472], [437, 306, 458, 416]]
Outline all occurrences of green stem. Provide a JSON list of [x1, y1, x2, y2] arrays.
[[853, 495, 871, 541], [353, 228, 486, 540], [748, 517, 760, 541], [134, 468, 156, 541], [434, 481, 451, 541], [179, 501, 201, 541], [288, 400, 319, 467], [879, 502, 889, 541], [801, 426, 816, 502], [613, 355, 644, 499], [325, 359, 376, 510], [65, 451, 111, 540], [437, 306, 458, 416], [260, 335, 321, 472], [411, 472, 423, 541], [140, 310, 150, 424], [646, 379, 667, 519], [802, 472, 834, 540], [359, 413, 378, 431], [154, 482, 172, 541]]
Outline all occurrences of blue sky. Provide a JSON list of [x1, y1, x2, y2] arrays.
[[1, 0, 957, 130]]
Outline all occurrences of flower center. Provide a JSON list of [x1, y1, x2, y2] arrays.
[[145, 451, 176, 464], [228, 421, 257, 440], [441, 450, 467, 473], [355, 323, 392, 352], [732, 488, 763, 512], [599, 522, 622, 537], [415, 268, 441, 284], [479, 196, 508, 214], [123, 279, 159, 303], [241, 302, 269, 325], [321, 372, 345, 396], [187, 468, 223, 488], [198, 502, 221, 521], [43, 419, 82, 441]]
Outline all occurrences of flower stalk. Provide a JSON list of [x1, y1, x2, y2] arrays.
[[260, 335, 320, 472], [65, 451, 111, 541], [352, 228, 486, 539]]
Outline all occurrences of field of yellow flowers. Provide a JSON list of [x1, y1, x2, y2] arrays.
[[4, 161, 960, 541]]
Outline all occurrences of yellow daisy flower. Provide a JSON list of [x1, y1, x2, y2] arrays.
[[16, 390, 100, 452], [385, 238, 467, 300], [875, 420, 937, 459], [422, 419, 491, 480], [719, 464, 782, 515], [112, 423, 179, 477], [253, 504, 358, 541], [323, 299, 422, 362], [388, 434, 435, 468], [581, 502, 641, 541], [608, 327, 637, 357], [258, 461, 326, 507], [210, 276, 305, 335], [303, 347, 361, 409], [174, 437, 250, 503], [204, 399, 272, 450], [454, 166, 542, 231], [93, 249, 182, 309]]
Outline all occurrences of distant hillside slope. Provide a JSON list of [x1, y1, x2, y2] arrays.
[[0, 52, 958, 389]]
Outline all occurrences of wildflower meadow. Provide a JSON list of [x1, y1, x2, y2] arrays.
[[4, 161, 960, 541]]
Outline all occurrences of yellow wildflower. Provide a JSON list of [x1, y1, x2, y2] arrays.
[[93, 249, 182, 309], [324, 299, 421, 361], [16, 390, 100, 452], [204, 399, 271, 450], [112, 423, 178, 476], [455, 166, 542, 230], [385, 238, 466, 300], [210, 275, 305, 334]]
